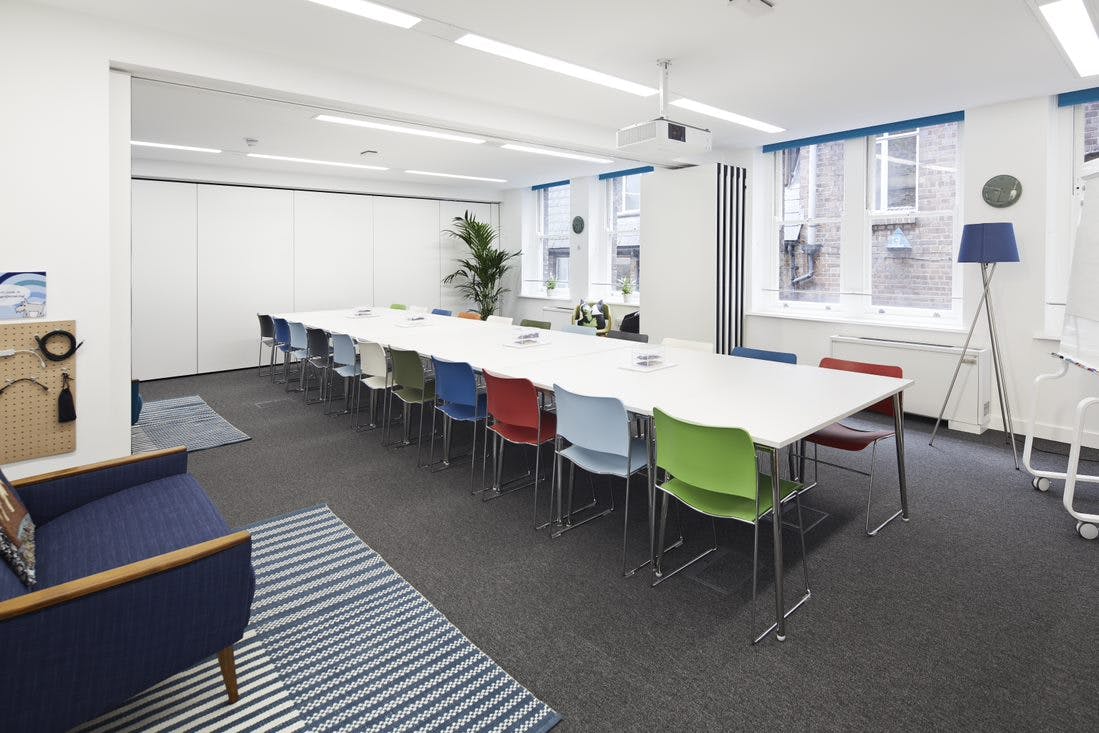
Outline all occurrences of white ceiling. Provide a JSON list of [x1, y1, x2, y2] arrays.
[[38, 0, 1099, 188]]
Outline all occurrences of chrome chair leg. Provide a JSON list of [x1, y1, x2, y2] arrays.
[[865, 438, 903, 536]]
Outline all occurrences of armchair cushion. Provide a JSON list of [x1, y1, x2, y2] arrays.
[[0, 468, 36, 588]]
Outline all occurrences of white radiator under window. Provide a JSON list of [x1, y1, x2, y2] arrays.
[[830, 336, 991, 434]]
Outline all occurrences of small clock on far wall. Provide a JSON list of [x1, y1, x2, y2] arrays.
[[572, 216, 585, 234], [982, 175, 1022, 208]]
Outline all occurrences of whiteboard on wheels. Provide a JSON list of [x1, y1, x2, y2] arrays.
[[1061, 171, 1099, 370]]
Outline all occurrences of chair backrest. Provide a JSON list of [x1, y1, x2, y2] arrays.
[[257, 313, 274, 338], [607, 330, 648, 343], [390, 303, 408, 310], [662, 337, 712, 352], [519, 319, 551, 330], [432, 357, 478, 407], [358, 340, 388, 378], [732, 346, 797, 365], [306, 327, 329, 358], [553, 384, 630, 458], [486, 315, 513, 326], [432, 308, 453, 316], [620, 311, 640, 334], [562, 324, 596, 336], [653, 408, 758, 501], [390, 347, 426, 391], [330, 332, 357, 367], [272, 317, 290, 346], [288, 321, 308, 350], [818, 357, 903, 416], [458, 311, 482, 320], [483, 371, 541, 429]]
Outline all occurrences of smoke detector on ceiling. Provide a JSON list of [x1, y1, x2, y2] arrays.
[[244, 137, 259, 147]]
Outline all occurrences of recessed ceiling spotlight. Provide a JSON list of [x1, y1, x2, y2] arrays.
[[302, 0, 421, 29], [669, 98, 785, 134], [406, 170, 507, 183], [130, 140, 222, 153], [454, 34, 658, 97], [1039, 0, 1099, 77], [500, 143, 614, 164], [315, 114, 486, 144], [247, 153, 388, 171]]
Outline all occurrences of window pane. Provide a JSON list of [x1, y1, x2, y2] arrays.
[[778, 222, 841, 303], [780, 141, 845, 221], [1083, 101, 1099, 166], [540, 185, 570, 285], [873, 133, 917, 211], [609, 175, 642, 289], [915, 124, 958, 212], [870, 214, 954, 309]]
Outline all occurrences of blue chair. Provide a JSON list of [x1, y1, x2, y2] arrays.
[[430, 358, 489, 492], [562, 324, 596, 336], [256, 313, 276, 377], [285, 321, 310, 392], [552, 384, 649, 576], [130, 379, 143, 425], [0, 448, 254, 731], [271, 317, 303, 385], [732, 346, 798, 365], [325, 333, 361, 416], [431, 308, 453, 317]]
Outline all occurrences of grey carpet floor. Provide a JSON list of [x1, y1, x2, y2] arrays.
[[143, 369, 1099, 731]]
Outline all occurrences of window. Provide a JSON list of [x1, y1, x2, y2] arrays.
[[532, 184, 570, 292], [605, 174, 642, 293], [760, 119, 962, 323]]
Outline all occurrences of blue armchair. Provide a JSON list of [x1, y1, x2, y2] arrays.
[[0, 447, 255, 732]]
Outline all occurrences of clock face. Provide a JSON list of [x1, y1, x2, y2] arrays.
[[982, 175, 1022, 208], [572, 216, 585, 234]]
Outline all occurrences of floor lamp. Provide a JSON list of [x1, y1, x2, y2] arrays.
[[930, 222, 1020, 469]]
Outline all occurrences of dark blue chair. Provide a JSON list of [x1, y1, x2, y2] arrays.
[[431, 308, 453, 317], [430, 357, 488, 493], [0, 447, 255, 732], [732, 346, 798, 365], [271, 317, 296, 384]]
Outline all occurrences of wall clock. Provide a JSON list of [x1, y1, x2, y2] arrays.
[[982, 175, 1022, 208], [572, 216, 585, 234]]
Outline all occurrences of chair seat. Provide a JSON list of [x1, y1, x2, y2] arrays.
[[34, 474, 230, 589], [658, 472, 801, 523], [560, 437, 647, 479], [805, 422, 894, 451], [439, 394, 488, 422], [394, 382, 435, 404], [490, 411, 556, 445], [360, 374, 388, 390], [333, 363, 361, 378]]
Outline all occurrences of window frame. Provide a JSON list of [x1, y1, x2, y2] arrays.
[[600, 173, 643, 300], [522, 184, 572, 299]]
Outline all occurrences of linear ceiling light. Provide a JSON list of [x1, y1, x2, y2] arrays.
[[314, 114, 486, 144], [406, 169, 507, 183], [454, 34, 658, 97], [247, 153, 388, 171], [669, 98, 785, 134], [130, 140, 221, 153], [303, 0, 421, 29], [500, 143, 613, 164], [1039, 0, 1099, 76]]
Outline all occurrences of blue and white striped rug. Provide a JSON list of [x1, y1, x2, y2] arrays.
[[80, 505, 561, 732], [131, 395, 251, 454]]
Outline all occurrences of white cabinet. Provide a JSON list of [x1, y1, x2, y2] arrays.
[[373, 197, 441, 310], [131, 180, 197, 380], [197, 185, 293, 373], [293, 191, 374, 311]]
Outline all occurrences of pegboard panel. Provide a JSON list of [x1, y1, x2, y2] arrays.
[[0, 320, 76, 463]]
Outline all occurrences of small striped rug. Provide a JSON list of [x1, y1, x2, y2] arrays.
[[80, 505, 561, 733], [131, 395, 250, 454]]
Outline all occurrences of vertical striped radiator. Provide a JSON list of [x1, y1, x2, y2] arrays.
[[715, 164, 748, 353]]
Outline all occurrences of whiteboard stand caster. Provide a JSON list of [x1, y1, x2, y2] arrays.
[[1076, 522, 1099, 541], [1032, 476, 1051, 492]]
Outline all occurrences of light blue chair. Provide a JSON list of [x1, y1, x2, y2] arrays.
[[562, 324, 596, 336], [732, 346, 798, 365], [430, 357, 488, 492], [552, 384, 649, 576], [325, 332, 361, 416], [431, 308, 453, 317], [284, 321, 310, 391]]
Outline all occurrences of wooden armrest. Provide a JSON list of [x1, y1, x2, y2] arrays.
[[10, 446, 187, 489], [0, 530, 250, 622]]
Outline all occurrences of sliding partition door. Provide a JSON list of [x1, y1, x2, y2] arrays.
[[373, 197, 441, 309], [293, 191, 374, 311]]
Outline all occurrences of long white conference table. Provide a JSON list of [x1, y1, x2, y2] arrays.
[[276, 307, 914, 641]]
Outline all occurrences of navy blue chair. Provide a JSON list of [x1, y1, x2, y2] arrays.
[[271, 317, 299, 384], [732, 346, 798, 365], [431, 357, 488, 493], [431, 308, 453, 317], [0, 447, 254, 732]]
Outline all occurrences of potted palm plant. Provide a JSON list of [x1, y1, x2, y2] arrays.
[[442, 211, 520, 319]]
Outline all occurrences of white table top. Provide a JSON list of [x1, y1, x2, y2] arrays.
[[277, 308, 913, 449]]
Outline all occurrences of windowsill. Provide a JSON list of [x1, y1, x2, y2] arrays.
[[1034, 332, 1062, 342], [519, 291, 572, 302], [601, 295, 641, 307], [747, 308, 967, 334]]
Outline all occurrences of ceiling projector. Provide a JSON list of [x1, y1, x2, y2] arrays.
[[616, 60, 712, 159]]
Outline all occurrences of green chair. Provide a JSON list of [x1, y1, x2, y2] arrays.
[[387, 347, 435, 467], [520, 319, 551, 330], [652, 407, 810, 644], [390, 303, 408, 310]]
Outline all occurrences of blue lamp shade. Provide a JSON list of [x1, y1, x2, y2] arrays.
[[957, 223, 1020, 263]]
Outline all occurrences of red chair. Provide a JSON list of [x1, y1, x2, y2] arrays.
[[802, 357, 904, 536], [482, 371, 556, 528]]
